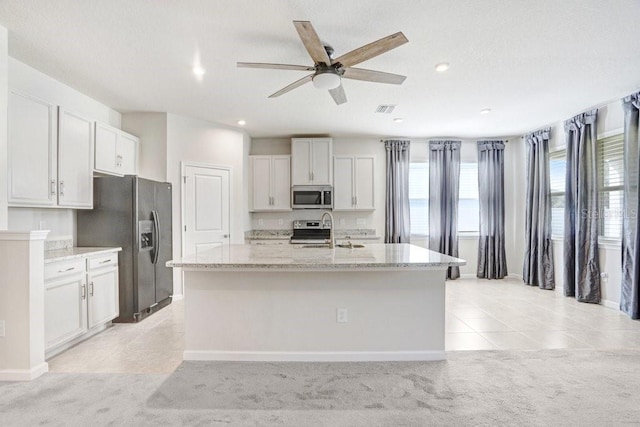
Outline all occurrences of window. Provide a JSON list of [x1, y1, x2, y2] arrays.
[[549, 150, 566, 237], [598, 134, 624, 240], [459, 162, 479, 233], [409, 162, 429, 235]]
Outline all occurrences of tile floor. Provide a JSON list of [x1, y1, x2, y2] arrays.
[[48, 277, 640, 374]]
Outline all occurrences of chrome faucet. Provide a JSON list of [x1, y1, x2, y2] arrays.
[[321, 211, 335, 249]]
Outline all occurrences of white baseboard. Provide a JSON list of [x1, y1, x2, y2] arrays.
[[459, 274, 523, 281], [601, 299, 619, 310], [172, 294, 184, 301], [183, 350, 446, 362], [0, 363, 48, 381]]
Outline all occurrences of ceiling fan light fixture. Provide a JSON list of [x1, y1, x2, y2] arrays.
[[312, 71, 341, 90]]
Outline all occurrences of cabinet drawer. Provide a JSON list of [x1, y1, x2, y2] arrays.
[[88, 253, 118, 270], [45, 258, 85, 281]]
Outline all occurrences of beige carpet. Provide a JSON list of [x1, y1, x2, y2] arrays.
[[2, 349, 640, 426]]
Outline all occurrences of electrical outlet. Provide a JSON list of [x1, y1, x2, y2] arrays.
[[336, 308, 348, 323], [339, 218, 346, 226], [39, 221, 46, 230], [0, 320, 5, 337], [258, 219, 264, 227], [356, 218, 366, 226], [278, 218, 284, 226]]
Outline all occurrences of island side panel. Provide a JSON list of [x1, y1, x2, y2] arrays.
[[183, 269, 447, 361]]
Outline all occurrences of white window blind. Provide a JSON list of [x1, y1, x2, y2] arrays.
[[549, 150, 566, 236], [598, 134, 624, 239], [409, 162, 429, 235], [459, 162, 479, 232]]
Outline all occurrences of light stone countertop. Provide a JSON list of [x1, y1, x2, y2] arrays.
[[245, 229, 382, 241], [44, 247, 122, 263], [167, 243, 465, 271]]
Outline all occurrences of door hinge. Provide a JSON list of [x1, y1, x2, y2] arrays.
[[183, 176, 187, 184]]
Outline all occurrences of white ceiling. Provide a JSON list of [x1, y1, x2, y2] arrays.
[[1, 0, 639, 139]]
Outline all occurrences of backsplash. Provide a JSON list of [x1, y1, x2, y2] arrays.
[[44, 237, 73, 251], [250, 210, 375, 231]]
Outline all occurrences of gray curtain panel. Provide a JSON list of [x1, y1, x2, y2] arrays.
[[621, 92, 640, 319], [384, 139, 411, 243], [477, 140, 508, 279], [563, 110, 601, 303], [429, 140, 461, 280], [523, 128, 555, 289]]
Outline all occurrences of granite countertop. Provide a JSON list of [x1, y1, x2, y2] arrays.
[[44, 247, 122, 263], [167, 243, 466, 271], [245, 229, 382, 241]]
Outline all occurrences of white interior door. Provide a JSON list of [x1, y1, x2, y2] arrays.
[[183, 164, 230, 257]]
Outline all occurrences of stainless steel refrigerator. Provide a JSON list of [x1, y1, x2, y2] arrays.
[[77, 176, 173, 322]]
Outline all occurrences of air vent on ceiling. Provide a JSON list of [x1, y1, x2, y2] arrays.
[[375, 104, 396, 114]]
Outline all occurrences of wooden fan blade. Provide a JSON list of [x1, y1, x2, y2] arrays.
[[333, 32, 408, 68], [329, 84, 347, 105], [293, 21, 331, 65], [343, 67, 406, 85], [268, 74, 314, 98], [237, 62, 314, 71]]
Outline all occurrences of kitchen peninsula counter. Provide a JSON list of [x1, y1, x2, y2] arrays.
[[168, 243, 465, 362], [168, 243, 464, 271]]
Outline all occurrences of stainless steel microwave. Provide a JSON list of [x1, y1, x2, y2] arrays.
[[291, 186, 333, 209]]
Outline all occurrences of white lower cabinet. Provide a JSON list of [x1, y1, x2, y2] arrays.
[[87, 254, 119, 329], [44, 251, 119, 355], [44, 259, 87, 350]]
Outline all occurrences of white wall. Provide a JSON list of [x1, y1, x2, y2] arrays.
[[6, 58, 122, 242], [516, 100, 625, 308], [165, 113, 250, 296], [121, 112, 168, 182], [0, 26, 7, 230]]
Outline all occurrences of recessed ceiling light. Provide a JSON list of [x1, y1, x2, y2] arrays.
[[393, 118, 404, 123], [237, 120, 246, 126], [193, 66, 206, 77], [480, 109, 491, 115], [435, 62, 450, 72]]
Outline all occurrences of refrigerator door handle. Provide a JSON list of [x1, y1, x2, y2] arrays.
[[152, 209, 160, 265]]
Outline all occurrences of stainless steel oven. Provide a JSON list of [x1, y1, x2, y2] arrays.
[[291, 186, 333, 209]]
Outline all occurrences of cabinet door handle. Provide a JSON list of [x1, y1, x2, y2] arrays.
[[311, 171, 314, 182], [99, 259, 112, 264], [355, 196, 358, 206], [90, 282, 94, 296], [81, 283, 86, 300], [51, 180, 57, 196], [58, 266, 75, 273], [223, 234, 229, 238], [59, 181, 65, 197]]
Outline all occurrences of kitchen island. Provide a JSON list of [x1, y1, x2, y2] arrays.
[[168, 243, 465, 362]]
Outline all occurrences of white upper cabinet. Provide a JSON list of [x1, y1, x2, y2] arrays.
[[291, 138, 333, 185], [8, 92, 94, 209], [58, 108, 94, 208], [7, 91, 58, 206], [94, 122, 139, 176], [250, 155, 291, 211], [333, 155, 375, 211]]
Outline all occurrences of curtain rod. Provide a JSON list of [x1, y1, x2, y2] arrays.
[[379, 138, 509, 143]]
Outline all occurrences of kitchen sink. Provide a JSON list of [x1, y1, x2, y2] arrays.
[[298, 243, 366, 249]]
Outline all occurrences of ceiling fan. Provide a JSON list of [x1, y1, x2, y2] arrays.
[[237, 21, 408, 105]]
